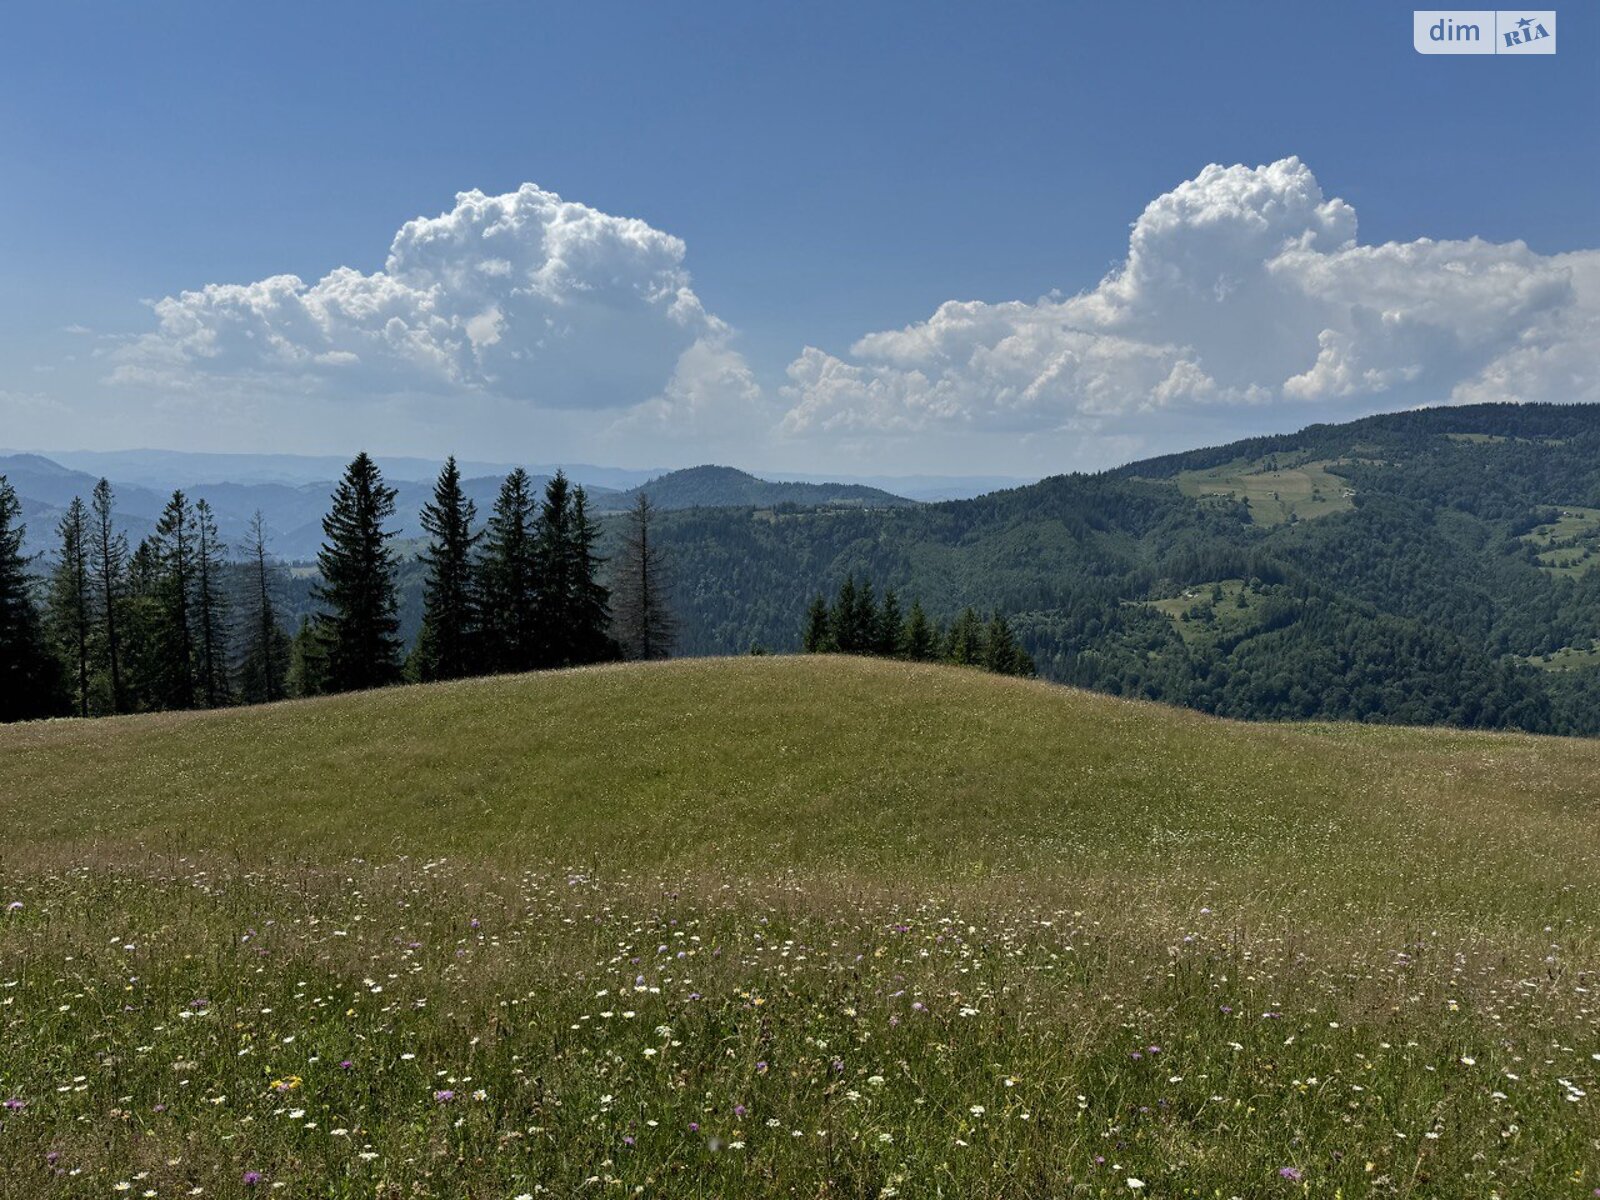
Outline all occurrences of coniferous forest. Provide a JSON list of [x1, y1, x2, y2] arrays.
[[0, 454, 684, 722], [6, 402, 1600, 734]]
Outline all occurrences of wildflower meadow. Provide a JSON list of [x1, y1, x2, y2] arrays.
[[1, 657, 1596, 1197]]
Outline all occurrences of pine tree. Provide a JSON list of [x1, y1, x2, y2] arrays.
[[416, 457, 480, 681], [193, 499, 231, 707], [0, 477, 65, 722], [902, 599, 935, 661], [286, 615, 327, 698], [875, 588, 903, 657], [237, 512, 290, 705], [832, 576, 878, 653], [983, 613, 1035, 677], [613, 492, 678, 660], [89, 478, 127, 712], [121, 538, 162, 712], [46, 496, 93, 717], [313, 453, 402, 693], [802, 594, 832, 653], [479, 467, 540, 673], [854, 579, 878, 654], [983, 613, 1019, 675], [566, 486, 616, 664], [535, 470, 577, 667], [151, 490, 198, 710], [946, 606, 985, 666], [830, 577, 856, 651]]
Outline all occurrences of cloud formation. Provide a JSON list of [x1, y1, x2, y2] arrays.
[[781, 157, 1599, 437], [112, 184, 752, 420]]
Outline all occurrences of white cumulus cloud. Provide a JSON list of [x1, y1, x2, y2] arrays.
[[111, 183, 756, 419], [780, 157, 1600, 438]]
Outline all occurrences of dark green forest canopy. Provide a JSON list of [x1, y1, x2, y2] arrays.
[[612, 403, 1600, 735]]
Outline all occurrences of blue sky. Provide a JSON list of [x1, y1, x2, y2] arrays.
[[2, 1, 1595, 476]]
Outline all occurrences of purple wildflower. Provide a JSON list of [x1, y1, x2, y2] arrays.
[[242, 1170, 263, 1186], [434, 1089, 455, 1102], [1279, 1166, 1304, 1182]]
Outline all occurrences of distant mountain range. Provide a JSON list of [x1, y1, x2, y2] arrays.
[[16, 448, 1022, 500], [0, 453, 919, 560], [614, 465, 915, 513]]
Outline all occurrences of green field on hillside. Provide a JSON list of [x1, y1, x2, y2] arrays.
[[1521, 506, 1600, 578], [1173, 458, 1354, 525], [1, 658, 1597, 1197], [1523, 642, 1600, 672], [1142, 579, 1269, 646]]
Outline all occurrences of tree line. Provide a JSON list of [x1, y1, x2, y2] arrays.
[[0, 454, 677, 723], [801, 575, 1035, 677]]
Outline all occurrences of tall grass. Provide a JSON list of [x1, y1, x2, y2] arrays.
[[1, 657, 1596, 1196]]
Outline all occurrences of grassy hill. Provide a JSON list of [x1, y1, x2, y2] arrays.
[[1, 658, 1596, 1196]]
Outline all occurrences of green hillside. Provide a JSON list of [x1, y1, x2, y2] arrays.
[[642, 403, 1600, 735], [2, 658, 1596, 1196]]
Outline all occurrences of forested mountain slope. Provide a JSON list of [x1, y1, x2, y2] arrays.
[[642, 403, 1600, 734], [601, 465, 914, 512]]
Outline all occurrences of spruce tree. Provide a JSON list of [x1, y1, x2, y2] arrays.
[[0, 477, 64, 722], [566, 486, 616, 664], [613, 492, 678, 660], [89, 478, 127, 712], [46, 496, 94, 717], [313, 453, 402, 692], [193, 498, 231, 707], [479, 467, 540, 673], [946, 606, 985, 666], [802, 594, 832, 653], [902, 599, 935, 661], [121, 537, 162, 712], [535, 470, 577, 667], [286, 615, 327, 698], [853, 579, 878, 654], [151, 490, 198, 710], [831, 576, 863, 653], [237, 511, 290, 704], [983, 613, 1035, 677], [875, 588, 903, 657], [416, 457, 480, 681]]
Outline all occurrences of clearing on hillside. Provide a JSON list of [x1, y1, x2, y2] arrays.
[[1, 657, 1596, 1197], [1173, 456, 1354, 525], [1521, 505, 1600, 577]]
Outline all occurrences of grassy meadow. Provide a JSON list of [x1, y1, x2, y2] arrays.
[[1521, 508, 1600, 579], [1, 656, 1597, 1197], [1173, 459, 1354, 526]]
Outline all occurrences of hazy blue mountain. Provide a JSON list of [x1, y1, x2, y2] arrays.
[[603, 465, 914, 512], [23, 448, 659, 491], [1, 454, 914, 560], [764, 471, 1034, 501]]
